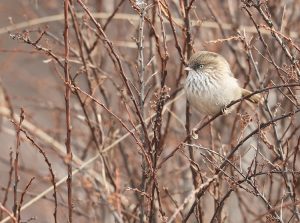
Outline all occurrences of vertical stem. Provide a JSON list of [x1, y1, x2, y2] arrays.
[[63, 0, 73, 222], [13, 135, 19, 218], [183, 0, 193, 168], [137, 2, 146, 222], [183, 0, 195, 181], [138, 8, 145, 119], [13, 110, 24, 219], [183, 0, 201, 220]]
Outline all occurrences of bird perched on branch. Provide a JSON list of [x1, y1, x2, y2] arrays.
[[184, 51, 261, 115]]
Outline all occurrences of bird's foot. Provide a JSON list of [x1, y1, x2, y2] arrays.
[[221, 107, 229, 115], [191, 128, 198, 139]]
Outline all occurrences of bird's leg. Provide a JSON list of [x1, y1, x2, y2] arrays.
[[191, 115, 208, 139]]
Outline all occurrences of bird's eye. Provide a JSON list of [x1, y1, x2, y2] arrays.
[[198, 64, 204, 69]]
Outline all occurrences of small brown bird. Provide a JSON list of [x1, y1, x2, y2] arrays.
[[185, 51, 261, 115]]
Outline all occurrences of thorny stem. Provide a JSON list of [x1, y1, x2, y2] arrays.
[[13, 109, 24, 219], [183, 0, 201, 220], [63, 0, 73, 222], [148, 1, 170, 221], [17, 177, 35, 223], [137, 2, 147, 222]]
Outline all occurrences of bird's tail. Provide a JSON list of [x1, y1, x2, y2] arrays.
[[241, 88, 262, 103]]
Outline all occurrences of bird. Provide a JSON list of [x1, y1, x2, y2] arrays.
[[184, 51, 261, 115]]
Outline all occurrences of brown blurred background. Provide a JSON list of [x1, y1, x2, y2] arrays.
[[0, 0, 300, 222]]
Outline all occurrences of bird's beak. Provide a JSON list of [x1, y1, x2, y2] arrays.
[[184, 67, 192, 71]]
